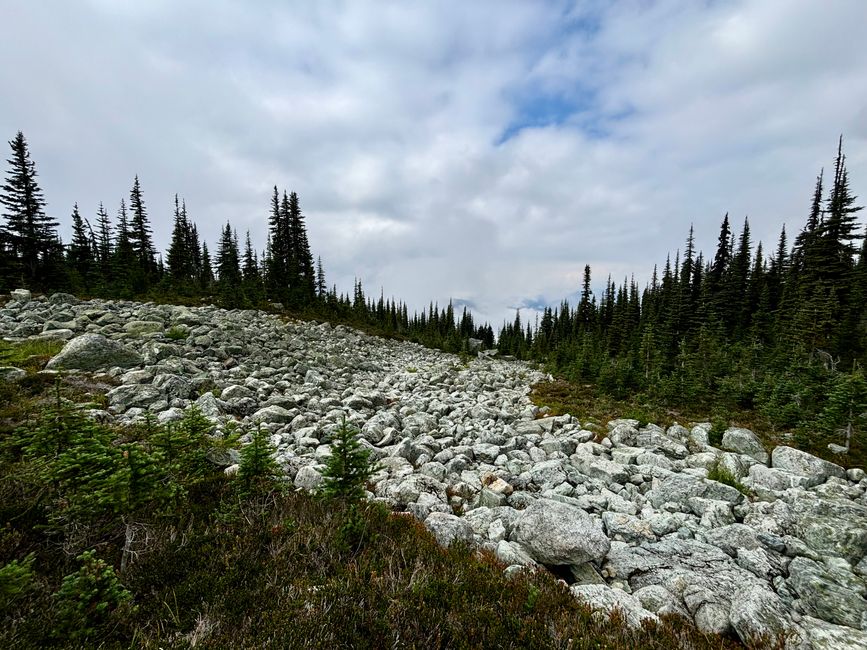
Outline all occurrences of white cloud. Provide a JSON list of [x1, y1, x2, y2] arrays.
[[1, 0, 865, 328]]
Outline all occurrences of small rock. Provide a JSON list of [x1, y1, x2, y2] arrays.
[[0, 366, 27, 381]]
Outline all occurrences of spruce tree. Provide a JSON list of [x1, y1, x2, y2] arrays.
[[166, 194, 192, 284], [316, 256, 327, 299], [0, 131, 57, 289], [216, 222, 243, 307], [112, 199, 136, 297], [320, 418, 376, 501], [199, 241, 214, 291], [94, 202, 113, 285], [128, 175, 157, 284], [68, 204, 94, 292]]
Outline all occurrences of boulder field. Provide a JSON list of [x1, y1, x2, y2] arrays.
[[2, 292, 866, 649]]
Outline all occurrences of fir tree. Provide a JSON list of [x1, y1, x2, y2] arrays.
[[238, 424, 278, 490], [242, 230, 262, 305], [128, 175, 157, 283], [820, 136, 863, 286], [0, 131, 57, 289], [287, 191, 316, 305], [320, 418, 376, 502], [199, 241, 214, 290], [316, 256, 327, 299], [216, 222, 243, 307], [166, 194, 193, 284], [68, 204, 94, 291], [266, 187, 289, 303], [94, 202, 113, 283], [577, 264, 593, 330], [112, 199, 136, 297]]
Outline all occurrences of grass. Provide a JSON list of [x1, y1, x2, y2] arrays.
[[530, 376, 867, 470], [165, 325, 189, 341], [0, 368, 752, 650], [0, 339, 64, 373], [706, 457, 750, 495]]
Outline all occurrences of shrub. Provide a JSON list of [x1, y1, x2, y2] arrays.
[[165, 325, 189, 340], [319, 418, 376, 502], [708, 417, 727, 447], [238, 424, 278, 489], [53, 550, 135, 642], [0, 553, 36, 613], [706, 457, 748, 495]]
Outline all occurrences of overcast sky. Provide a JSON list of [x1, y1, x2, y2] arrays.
[[2, 0, 866, 327]]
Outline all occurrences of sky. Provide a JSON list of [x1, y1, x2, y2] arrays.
[[1, 0, 866, 328]]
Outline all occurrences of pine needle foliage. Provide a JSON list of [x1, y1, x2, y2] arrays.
[[320, 417, 376, 502], [238, 423, 278, 489]]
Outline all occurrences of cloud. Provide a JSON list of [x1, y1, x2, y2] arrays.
[[1, 0, 866, 328]]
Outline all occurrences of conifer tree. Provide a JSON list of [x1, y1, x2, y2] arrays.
[[287, 191, 316, 305], [820, 137, 863, 286], [68, 204, 94, 291], [128, 175, 157, 284], [238, 424, 278, 490], [166, 194, 193, 284], [266, 187, 289, 303], [709, 213, 732, 288], [112, 199, 136, 297], [241, 230, 262, 305], [577, 264, 593, 330], [242, 230, 258, 282], [0, 131, 57, 289], [216, 222, 243, 306], [188, 219, 202, 279], [320, 418, 376, 501], [199, 241, 214, 291], [94, 202, 113, 283], [316, 256, 327, 299]]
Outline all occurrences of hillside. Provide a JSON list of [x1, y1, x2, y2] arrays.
[[1, 292, 866, 648]]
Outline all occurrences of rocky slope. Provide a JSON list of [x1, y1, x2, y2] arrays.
[[1, 290, 866, 649]]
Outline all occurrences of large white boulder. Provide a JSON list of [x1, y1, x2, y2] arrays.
[[511, 499, 610, 566], [45, 333, 142, 371]]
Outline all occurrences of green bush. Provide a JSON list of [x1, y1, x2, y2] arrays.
[[53, 550, 135, 642], [165, 325, 189, 340], [706, 457, 748, 495], [0, 553, 36, 613], [708, 417, 727, 447]]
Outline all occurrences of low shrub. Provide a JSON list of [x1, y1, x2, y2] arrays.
[[165, 325, 189, 340], [53, 550, 135, 643], [706, 457, 749, 495]]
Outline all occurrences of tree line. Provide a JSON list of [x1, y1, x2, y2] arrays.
[[0, 131, 490, 351], [3, 129, 864, 453], [499, 138, 866, 455]]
